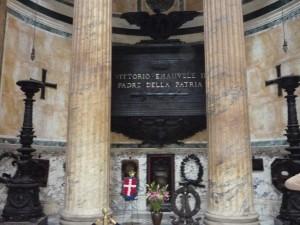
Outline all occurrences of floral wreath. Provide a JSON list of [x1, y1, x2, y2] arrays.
[[180, 154, 204, 187]]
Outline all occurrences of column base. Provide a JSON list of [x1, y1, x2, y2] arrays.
[[60, 212, 102, 225], [204, 212, 260, 225]]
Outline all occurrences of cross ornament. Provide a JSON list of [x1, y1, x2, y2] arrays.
[[276, 64, 283, 97], [31, 69, 57, 100]]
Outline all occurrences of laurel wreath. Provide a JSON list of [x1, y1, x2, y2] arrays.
[[180, 154, 204, 187]]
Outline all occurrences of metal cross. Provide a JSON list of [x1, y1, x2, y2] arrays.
[[276, 64, 283, 97], [30, 69, 57, 99], [36, 69, 57, 100]]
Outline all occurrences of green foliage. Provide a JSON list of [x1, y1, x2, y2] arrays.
[[146, 182, 169, 213]]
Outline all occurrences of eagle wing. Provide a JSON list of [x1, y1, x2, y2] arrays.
[[168, 11, 201, 28], [121, 12, 150, 27]]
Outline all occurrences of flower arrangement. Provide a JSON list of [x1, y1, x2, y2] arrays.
[[146, 182, 170, 213]]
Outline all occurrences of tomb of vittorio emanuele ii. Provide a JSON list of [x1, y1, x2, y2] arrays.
[[1, 0, 300, 224]]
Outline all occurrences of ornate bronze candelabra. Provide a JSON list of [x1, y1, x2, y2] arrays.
[[0, 80, 48, 224], [266, 75, 300, 225]]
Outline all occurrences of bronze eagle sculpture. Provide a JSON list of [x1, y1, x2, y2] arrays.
[[121, 11, 201, 41]]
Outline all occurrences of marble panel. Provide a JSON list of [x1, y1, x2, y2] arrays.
[[113, 0, 137, 13], [0, 15, 71, 141], [185, 0, 203, 11], [0, 144, 287, 224], [246, 16, 300, 141]]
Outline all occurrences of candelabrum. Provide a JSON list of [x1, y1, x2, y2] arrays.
[[0, 80, 47, 224], [266, 75, 300, 225]]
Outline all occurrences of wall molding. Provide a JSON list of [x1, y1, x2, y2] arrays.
[[7, 8, 71, 37], [8, 0, 72, 37], [54, 0, 73, 7], [0, 136, 288, 149], [6, 0, 300, 40], [245, 0, 300, 35]]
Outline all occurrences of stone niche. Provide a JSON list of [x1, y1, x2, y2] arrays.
[[121, 159, 139, 179], [147, 154, 175, 210]]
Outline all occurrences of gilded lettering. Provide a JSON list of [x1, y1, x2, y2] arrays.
[[117, 82, 141, 89]]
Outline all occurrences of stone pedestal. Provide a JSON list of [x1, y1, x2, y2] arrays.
[[60, 0, 112, 225], [203, 0, 259, 224], [0, 0, 7, 77]]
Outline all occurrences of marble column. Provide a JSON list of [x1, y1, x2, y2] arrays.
[[60, 0, 112, 225], [0, 0, 7, 79], [203, 0, 259, 224]]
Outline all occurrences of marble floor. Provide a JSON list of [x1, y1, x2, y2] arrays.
[[48, 213, 174, 225], [47, 214, 275, 225]]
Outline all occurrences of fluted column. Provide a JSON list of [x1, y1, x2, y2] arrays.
[[0, 0, 7, 80], [203, 1, 259, 224], [60, 0, 112, 224]]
